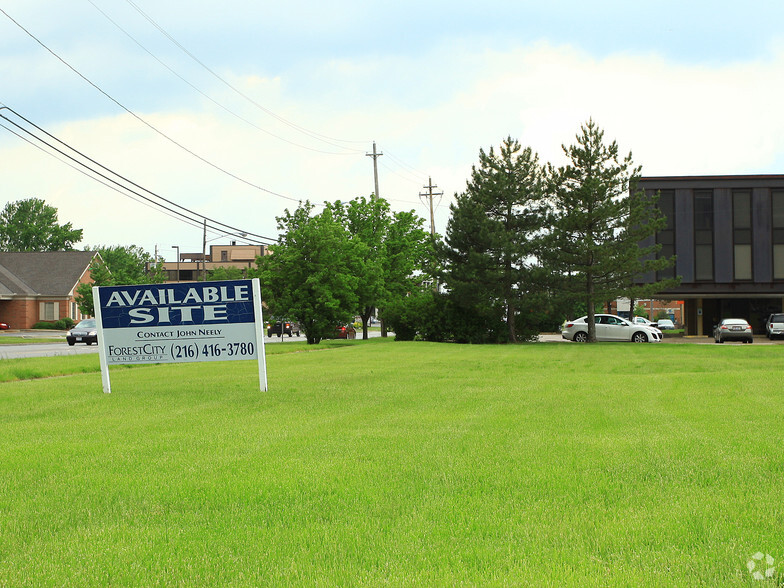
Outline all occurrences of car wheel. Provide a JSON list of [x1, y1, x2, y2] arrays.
[[632, 332, 648, 343], [573, 332, 588, 343], [716, 337, 724, 343], [67, 341, 75, 346], [748, 338, 754, 344]]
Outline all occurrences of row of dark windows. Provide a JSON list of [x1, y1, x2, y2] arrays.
[[656, 189, 784, 281]]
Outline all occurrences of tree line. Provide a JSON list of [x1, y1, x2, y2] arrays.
[[2, 120, 677, 343]]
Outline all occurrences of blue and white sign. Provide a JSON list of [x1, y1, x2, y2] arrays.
[[93, 279, 267, 393]]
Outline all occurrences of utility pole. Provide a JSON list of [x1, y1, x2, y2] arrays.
[[419, 177, 443, 236], [366, 141, 382, 198], [202, 218, 207, 282]]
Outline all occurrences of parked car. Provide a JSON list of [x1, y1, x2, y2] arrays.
[[334, 324, 357, 339], [562, 314, 662, 343], [66, 318, 98, 346], [713, 318, 753, 344], [631, 316, 659, 329], [656, 318, 676, 330], [267, 319, 300, 337], [765, 313, 784, 339], [0, 320, 9, 330]]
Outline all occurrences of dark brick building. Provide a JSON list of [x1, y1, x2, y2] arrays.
[[640, 175, 784, 335]]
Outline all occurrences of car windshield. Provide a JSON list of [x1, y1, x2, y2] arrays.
[[770, 314, 784, 322], [722, 319, 747, 326], [75, 319, 96, 329]]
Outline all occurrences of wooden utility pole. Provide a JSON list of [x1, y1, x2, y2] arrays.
[[202, 218, 207, 281], [419, 177, 443, 236], [366, 141, 382, 198]]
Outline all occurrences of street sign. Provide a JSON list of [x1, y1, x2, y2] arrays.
[[93, 278, 267, 393]]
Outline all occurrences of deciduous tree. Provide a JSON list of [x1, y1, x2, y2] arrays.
[[327, 196, 431, 339], [253, 202, 362, 344], [0, 198, 82, 251], [75, 245, 165, 315]]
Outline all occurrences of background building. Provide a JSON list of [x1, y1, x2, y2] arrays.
[[640, 175, 784, 335], [159, 244, 269, 283], [0, 251, 98, 328]]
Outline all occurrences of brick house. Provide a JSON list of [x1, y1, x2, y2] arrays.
[[0, 251, 99, 329]]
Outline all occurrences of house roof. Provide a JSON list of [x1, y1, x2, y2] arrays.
[[0, 251, 98, 297]]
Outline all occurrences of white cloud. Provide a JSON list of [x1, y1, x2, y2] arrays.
[[4, 37, 784, 257]]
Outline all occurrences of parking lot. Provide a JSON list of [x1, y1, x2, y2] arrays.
[[539, 333, 784, 344]]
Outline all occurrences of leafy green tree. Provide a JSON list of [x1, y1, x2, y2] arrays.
[[439, 137, 545, 343], [75, 245, 165, 315], [206, 266, 246, 281], [326, 196, 432, 339], [380, 209, 433, 332], [253, 202, 363, 344], [542, 120, 677, 342], [325, 197, 387, 339], [0, 198, 83, 251]]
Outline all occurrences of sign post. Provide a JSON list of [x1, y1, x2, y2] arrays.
[[93, 278, 267, 393]]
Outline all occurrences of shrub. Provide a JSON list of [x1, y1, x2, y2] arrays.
[[32, 318, 75, 330], [54, 318, 75, 330]]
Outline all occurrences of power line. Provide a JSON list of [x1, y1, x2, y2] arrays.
[[1, 8, 443, 221], [124, 0, 369, 149], [0, 119, 211, 237], [384, 149, 430, 183], [0, 7, 303, 205], [0, 106, 275, 244], [86, 0, 364, 157]]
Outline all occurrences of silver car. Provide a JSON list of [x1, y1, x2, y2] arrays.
[[562, 314, 662, 343], [713, 318, 753, 344]]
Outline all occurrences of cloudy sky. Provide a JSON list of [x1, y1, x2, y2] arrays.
[[2, 1, 784, 260]]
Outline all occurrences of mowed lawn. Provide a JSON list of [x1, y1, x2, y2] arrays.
[[1, 340, 782, 586]]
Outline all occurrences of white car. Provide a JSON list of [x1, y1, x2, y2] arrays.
[[766, 313, 784, 339], [562, 314, 663, 343], [631, 316, 658, 328], [656, 318, 675, 330]]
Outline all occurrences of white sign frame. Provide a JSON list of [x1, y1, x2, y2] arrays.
[[93, 278, 267, 393]]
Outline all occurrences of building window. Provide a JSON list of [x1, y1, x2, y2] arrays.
[[40, 301, 59, 321], [694, 190, 713, 281], [773, 190, 784, 280], [733, 190, 752, 280], [656, 190, 675, 280]]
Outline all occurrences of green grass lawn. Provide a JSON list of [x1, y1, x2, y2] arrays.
[[0, 335, 65, 345], [1, 340, 782, 585]]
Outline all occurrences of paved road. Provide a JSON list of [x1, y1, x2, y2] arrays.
[[0, 329, 383, 359], [5, 330, 777, 359]]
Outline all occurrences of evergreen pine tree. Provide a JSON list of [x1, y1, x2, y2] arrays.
[[543, 120, 678, 342]]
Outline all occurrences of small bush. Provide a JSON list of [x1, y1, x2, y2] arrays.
[[54, 318, 75, 330], [32, 318, 75, 330]]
